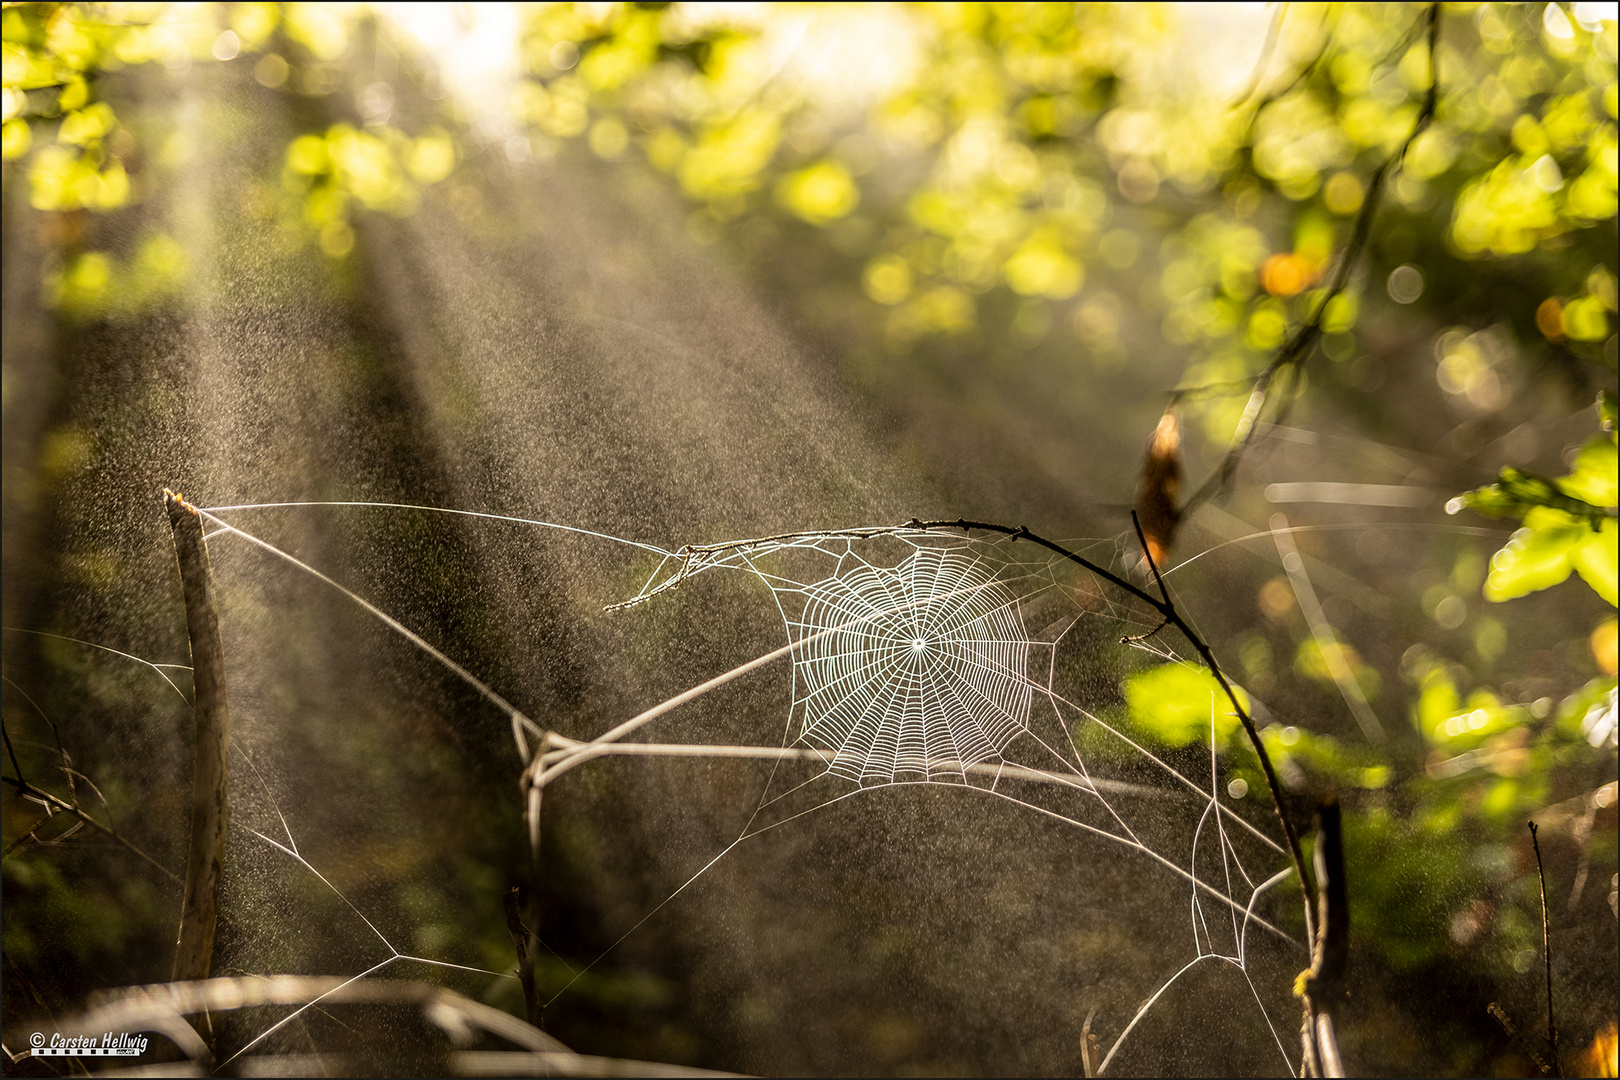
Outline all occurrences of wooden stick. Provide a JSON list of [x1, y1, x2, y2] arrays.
[[1316, 1012, 1343, 1078], [1529, 821, 1560, 1076], [536, 734, 1159, 798], [165, 490, 231, 984], [504, 888, 541, 1028], [1304, 795, 1349, 1077]]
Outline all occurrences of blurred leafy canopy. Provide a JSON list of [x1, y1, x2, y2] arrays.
[[502, 0, 1617, 417], [8, 3, 1617, 360]]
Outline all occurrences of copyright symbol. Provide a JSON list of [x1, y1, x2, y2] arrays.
[[29, 1033, 44, 1048]]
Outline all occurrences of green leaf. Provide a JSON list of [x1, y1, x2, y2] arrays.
[[1484, 508, 1587, 601], [1450, 466, 1614, 527], [1123, 663, 1246, 747], [1571, 518, 1619, 605], [1558, 435, 1618, 508], [1484, 508, 1618, 606], [1415, 666, 1460, 741], [1464, 420, 1617, 605]]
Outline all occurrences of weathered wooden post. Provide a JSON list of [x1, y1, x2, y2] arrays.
[[165, 489, 230, 983]]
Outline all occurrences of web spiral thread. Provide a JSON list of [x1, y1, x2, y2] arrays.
[[792, 547, 1031, 784]]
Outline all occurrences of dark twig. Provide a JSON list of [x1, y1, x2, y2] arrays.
[[2, 720, 26, 784], [912, 515, 1317, 945], [1298, 794, 1349, 1077], [1131, 513, 1315, 939], [1180, 2, 1442, 516], [1229, 2, 1290, 110], [165, 490, 232, 984], [1489, 1002, 1554, 1076], [0, 773, 181, 883], [504, 887, 542, 1028], [1529, 821, 1561, 1076]]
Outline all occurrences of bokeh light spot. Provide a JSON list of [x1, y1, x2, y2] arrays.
[[1261, 253, 1313, 297], [1387, 264, 1424, 304]]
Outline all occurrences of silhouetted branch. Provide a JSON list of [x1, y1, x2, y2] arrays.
[[912, 514, 1318, 947]]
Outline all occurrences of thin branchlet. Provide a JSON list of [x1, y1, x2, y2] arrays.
[[1529, 821, 1561, 1077], [1179, 2, 1442, 519], [0, 772, 181, 884], [911, 515, 1319, 945]]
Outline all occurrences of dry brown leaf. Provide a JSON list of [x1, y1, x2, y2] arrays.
[[1135, 406, 1183, 569]]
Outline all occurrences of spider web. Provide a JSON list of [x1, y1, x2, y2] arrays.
[[556, 524, 1302, 1072], [790, 544, 1031, 784], [16, 504, 1305, 1074]]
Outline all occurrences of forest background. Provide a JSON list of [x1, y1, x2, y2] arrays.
[[1, 2, 1617, 1077]]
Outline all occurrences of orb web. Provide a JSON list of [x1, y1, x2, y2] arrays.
[[793, 547, 1031, 784], [169, 507, 1303, 1075]]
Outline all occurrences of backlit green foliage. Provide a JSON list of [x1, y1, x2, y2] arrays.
[[1124, 661, 1245, 747], [1453, 395, 1618, 605]]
